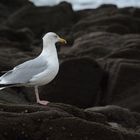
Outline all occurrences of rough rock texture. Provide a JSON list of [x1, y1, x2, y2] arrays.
[[102, 59, 140, 107], [0, 103, 140, 140], [0, 1, 140, 139], [0, 0, 33, 23], [4, 2, 75, 37]]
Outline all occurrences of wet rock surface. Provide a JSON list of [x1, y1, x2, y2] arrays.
[[0, 1, 140, 139]]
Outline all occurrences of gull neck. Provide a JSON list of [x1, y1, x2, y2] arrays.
[[41, 39, 57, 58]]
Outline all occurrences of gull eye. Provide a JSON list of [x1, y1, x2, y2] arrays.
[[54, 35, 57, 38]]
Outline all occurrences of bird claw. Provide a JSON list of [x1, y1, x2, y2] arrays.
[[37, 100, 49, 106]]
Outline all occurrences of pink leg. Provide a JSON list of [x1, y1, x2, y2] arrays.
[[35, 86, 49, 105]]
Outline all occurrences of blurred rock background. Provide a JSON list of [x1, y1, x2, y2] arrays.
[[0, 0, 140, 139]]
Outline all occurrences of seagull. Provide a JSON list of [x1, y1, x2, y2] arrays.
[[0, 32, 66, 105]]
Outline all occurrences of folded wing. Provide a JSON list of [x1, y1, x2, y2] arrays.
[[0, 57, 48, 85]]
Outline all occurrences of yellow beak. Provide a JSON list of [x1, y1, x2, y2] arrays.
[[58, 37, 67, 44]]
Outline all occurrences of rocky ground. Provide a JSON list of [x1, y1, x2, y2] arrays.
[[0, 0, 140, 139]]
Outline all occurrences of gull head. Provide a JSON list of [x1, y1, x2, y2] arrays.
[[43, 32, 67, 44]]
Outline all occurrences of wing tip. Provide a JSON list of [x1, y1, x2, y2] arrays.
[[0, 87, 5, 90]]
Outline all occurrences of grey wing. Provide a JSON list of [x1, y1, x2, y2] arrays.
[[0, 57, 48, 84]]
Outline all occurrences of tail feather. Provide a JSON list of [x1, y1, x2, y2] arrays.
[[0, 84, 18, 90], [0, 87, 5, 90]]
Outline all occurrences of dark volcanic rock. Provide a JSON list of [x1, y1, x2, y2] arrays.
[[61, 32, 140, 61], [107, 48, 140, 60], [0, 103, 139, 140], [101, 59, 140, 110], [0, 27, 36, 71], [41, 57, 104, 108], [4, 2, 76, 37], [71, 6, 140, 39], [0, 27, 34, 48], [0, 4, 10, 23], [86, 105, 139, 128], [64, 32, 120, 59], [0, 0, 33, 10], [0, 0, 33, 23], [106, 34, 140, 60]]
